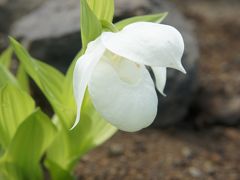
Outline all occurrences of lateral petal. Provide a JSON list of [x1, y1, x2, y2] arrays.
[[72, 38, 105, 129], [152, 67, 167, 96]]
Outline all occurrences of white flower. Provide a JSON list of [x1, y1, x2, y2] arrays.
[[73, 22, 186, 132]]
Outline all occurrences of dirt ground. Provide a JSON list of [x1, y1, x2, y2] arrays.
[[76, 127, 240, 180], [75, 1, 240, 179]]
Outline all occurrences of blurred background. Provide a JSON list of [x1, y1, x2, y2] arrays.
[[1, 0, 240, 179]]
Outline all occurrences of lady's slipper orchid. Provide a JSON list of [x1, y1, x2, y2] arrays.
[[73, 22, 186, 132]]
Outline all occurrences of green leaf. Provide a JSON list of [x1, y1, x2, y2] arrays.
[[0, 84, 35, 149], [69, 91, 117, 158], [46, 92, 117, 172], [9, 38, 69, 126], [47, 42, 117, 173], [16, 64, 30, 93], [0, 109, 57, 180], [0, 145, 4, 158], [0, 64, 19, 89], [80, 0, 102, 48], [9, 38, 64, 101], [0, 162, 23, 180], [0, 47, 13, 69], [115, 12, 168, 30], [0, 47, 29, 92], [101, 20, 118, 32], [87, 0, 114, 22], [45, 158, 74, 180], [44, 48, 116, 172]]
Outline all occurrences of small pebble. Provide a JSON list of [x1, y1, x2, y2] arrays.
[[81, 155, 90, 162], [188, 167, 203, 178], [172, 159, 188, 168], [204, 161, 216, 175], [224, 128, 240, 141], [182, 147, 193, 159], [210, 153, 222, 163], [134, 141, 147, 152], [108, 144, 124, 157]]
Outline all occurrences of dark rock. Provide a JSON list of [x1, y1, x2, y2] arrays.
[[135, 0, 199, 127], [30, 32, 81, 72], [115, 0, 199, 127], [11, 0, 199, 126], [0, 0, 45, 33], [11, 0, 81, 72], [0, 33, 8, 51], [0, 6, 10, 33]]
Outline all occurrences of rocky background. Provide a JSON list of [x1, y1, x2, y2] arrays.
[[1, 0, 240, 179]]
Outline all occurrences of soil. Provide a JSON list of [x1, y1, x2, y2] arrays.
[[76, 127, 240, 180], [75, 0, 240, 179]]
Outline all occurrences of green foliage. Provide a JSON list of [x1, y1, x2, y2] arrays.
[[101, 20, 118, 32], [80, 0, 102, 49], [0, 65, 19, 88], [87, 0, 114, 22], [16, 64, 30, 92], [45, 160, 74, 180], [9, 38, 69, 126], [8, 36, 117, 178], [115, 12, 168, 30], [0, 85, 35, 149], [46, 92, 117, 173], [0, 109, 57, 180], [0, 47, 13, 69]]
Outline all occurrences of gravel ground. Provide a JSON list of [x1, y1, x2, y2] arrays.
[[76, 127, 240, 180]]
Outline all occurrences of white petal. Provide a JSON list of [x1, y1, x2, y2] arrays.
[[72, 37, 105, 129], [88, 56, 158, 132], [152, 67, 167, 96], [101, 22, 186, 73]]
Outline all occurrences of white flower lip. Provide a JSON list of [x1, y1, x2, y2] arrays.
[[73, 22, 186, 132]]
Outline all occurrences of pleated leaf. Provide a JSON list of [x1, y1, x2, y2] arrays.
[[0, 65, 19, 89], [9, 38, 69, 126], [0, 47, 13, 69], [115, 12, 168, 30], [16, 64, 30, 93], [87, 0, 114, 22], [0, 84, 35, 149], [80, 0, 102, 48], [46, 92, 117, 172], [0, 109, 57, 180], [45, 159, 74, 180]]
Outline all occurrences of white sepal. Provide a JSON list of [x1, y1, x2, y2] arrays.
[[101, 22, 186, 73]]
